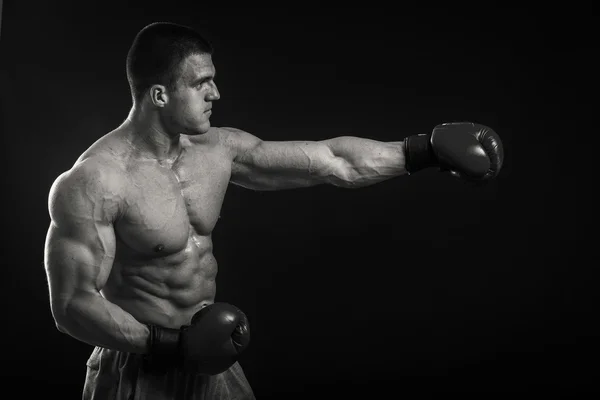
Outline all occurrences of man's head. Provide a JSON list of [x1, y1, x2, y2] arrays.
[[126, 22, 219, 135]]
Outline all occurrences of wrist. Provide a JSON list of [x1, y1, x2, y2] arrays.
[[147, 324, 181, 356], [403, 133, 437, 174]]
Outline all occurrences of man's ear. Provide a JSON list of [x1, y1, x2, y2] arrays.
[[150, 84, 169, 107]]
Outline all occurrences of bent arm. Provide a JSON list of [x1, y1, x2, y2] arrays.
[[44, 162, 149, 354], [224, 127, 407, 190]]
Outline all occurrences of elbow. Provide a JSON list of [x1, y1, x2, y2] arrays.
[[329, 169, 363, 189], [55, 321, 68, 334], [325, 157, 369, 189], [51, 300, 72, 334], [323, 161, 358, 189], [329, 176, 360, 189], [334, 179, 360, 189], [53, 312, 71, 334], [329, 162, 387, 189]]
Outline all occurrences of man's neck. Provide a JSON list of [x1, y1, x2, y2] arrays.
[[122, 105, 182, 165]]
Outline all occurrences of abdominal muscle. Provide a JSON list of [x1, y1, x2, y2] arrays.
[[102, 230, 217, 329]]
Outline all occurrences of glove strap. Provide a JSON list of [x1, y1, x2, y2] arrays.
[[404, 133, 437, 174], [147, 325, 181, 356]]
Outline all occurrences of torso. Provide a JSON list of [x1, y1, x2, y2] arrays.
[[79, 128, 232, 329]]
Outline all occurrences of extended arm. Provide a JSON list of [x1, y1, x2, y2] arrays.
[[225, 127, 407, 190], [224, 122, 504, 190], [44, 160, 149, 354]]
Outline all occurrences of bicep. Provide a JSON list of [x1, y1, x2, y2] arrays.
[[44, 167, 118, 318]]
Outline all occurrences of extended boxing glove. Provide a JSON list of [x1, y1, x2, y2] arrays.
[[403, 122, 504, 180], [147, 302, 250, 375]]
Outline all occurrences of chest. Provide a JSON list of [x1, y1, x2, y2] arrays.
[[116, 148, 231, 254]]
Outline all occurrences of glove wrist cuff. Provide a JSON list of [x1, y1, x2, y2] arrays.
[[404, 133, 437, 174], [147, 324, 181, 356]]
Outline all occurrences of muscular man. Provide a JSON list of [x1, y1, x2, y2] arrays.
[[44, 22, 503, 400]]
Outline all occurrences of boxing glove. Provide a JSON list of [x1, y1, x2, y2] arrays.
[[403, 122, 504, 180], [147, 302, 250, 375]]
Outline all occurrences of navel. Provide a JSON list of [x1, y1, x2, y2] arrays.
[[154, 244, 165, 252]]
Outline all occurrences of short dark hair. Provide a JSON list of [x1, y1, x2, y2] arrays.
[[126, 22, 214, 103]]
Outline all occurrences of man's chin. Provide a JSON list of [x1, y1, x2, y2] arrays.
[[186, 122, 211, 136]]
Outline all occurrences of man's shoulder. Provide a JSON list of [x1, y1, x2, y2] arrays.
[[183, 127, 243, 157], [185, 126, 260, 156], [47, 155, 126, 224], [50, 156, 126, 203], [185, 126, 245, 144]]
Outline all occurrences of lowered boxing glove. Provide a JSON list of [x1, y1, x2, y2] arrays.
[[403, 122, 504, 180], [147, 302, 250, 375]]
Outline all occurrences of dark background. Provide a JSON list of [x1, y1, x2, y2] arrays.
[[1, 1, 596, 398]]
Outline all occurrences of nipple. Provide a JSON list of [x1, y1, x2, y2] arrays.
[[154, 244, 165, 252]]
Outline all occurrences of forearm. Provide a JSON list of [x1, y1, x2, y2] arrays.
[[55, 291, 149, 354], [324, 136, 407, 187]]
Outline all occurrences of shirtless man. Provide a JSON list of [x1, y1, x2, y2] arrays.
[[43, 22, 503, 400]]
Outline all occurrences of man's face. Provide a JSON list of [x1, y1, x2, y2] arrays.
[[164, 53, 220, 135]]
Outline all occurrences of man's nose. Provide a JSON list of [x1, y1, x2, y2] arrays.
[[207, 82, 220, 101]]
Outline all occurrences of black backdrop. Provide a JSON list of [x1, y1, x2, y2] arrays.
[[1, 2, 596, 398]]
